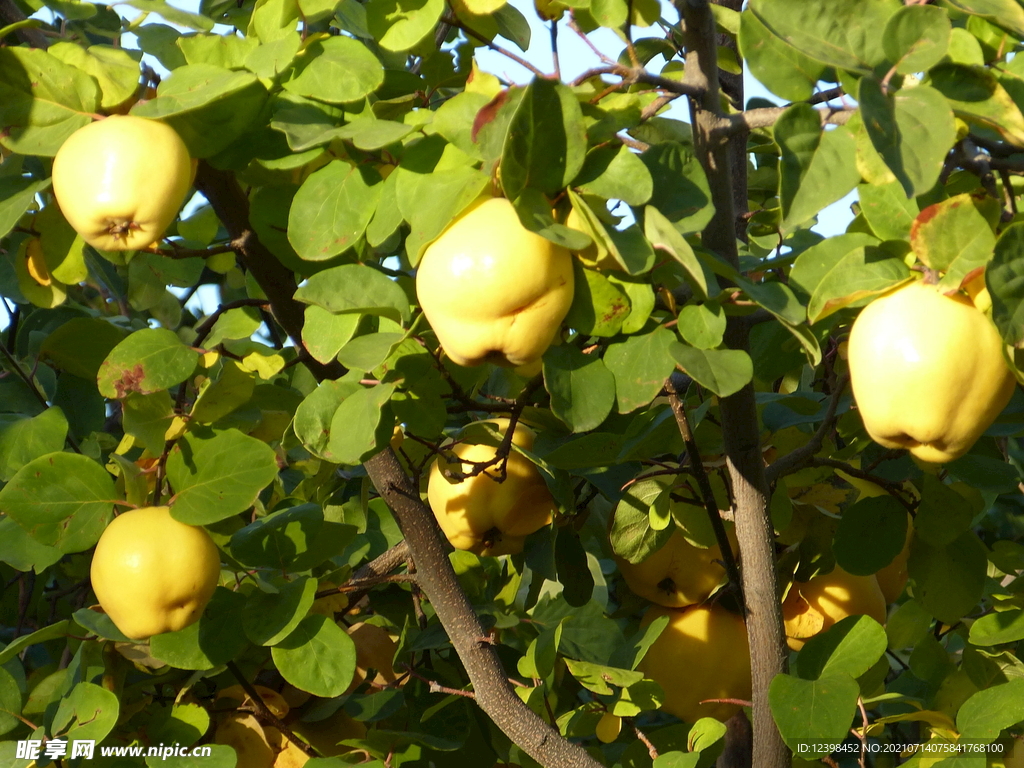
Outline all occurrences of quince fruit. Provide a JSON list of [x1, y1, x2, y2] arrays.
[[847, 279, 1015, 464], [90, 506, 220, 640], [346, 622, 400, 693], [638, 603, 752, 723], [214, 713, 275, 768], [616, 525, 737, 608], [782, 565, 886, 651], [416, 197, 574, 368], [52, 115, 196, 251], [427, 418, 556, 556], [288, 709, 366, 757]]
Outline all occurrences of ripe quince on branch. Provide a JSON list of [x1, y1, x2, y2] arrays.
[[427, 418, 557, 556], [782, 565, 886, 651], [638, 603, 752, 723], [51, 115, 196, 251], [416, 197, 574, 369], [90, 506, 220, 640], [847, 279, 1016, 464], [615, 525, 737, 608]]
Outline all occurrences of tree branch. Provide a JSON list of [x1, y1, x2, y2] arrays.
[[675, 1, 789, 766], [716, 105, 856, 137], [195, 164, 603, 768], [0, 0, 50, 49], [763, 374, 849, 486], [665, 374, 743, 600]]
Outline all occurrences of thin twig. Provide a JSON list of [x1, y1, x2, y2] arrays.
[[665, 376, 743, 602], [629, 721, 659, 760], [763, 374, 849, 485], [224, 662, 318, 758], [443, 14, 545, 77]]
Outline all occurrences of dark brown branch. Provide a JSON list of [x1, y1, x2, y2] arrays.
[[569, 64, 704, 98], [717, 105, 856, 136], [0, 0, 50, 48], [665, 375, 743, 601], [763, 373, 849, 485], [152, 239, 244, 260]]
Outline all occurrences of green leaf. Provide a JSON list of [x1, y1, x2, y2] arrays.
[[0, 517, 63, 573], [397, 165, 491, 264], [132, 64, 267, 158], [565, 261, 631, 337], [38, 317, 126, 380], [806, 246, 910, 324], [677, 304, 726, 349], [283, 36, 384, 103], [789, 233, 879, 299], [166, 429, 280, 525], [542, 345, 616, 433], [0, 47, 98, 156], [969, 609, 1024, 647], [882, 5, 950, 75], [327, 383, 397, 465], [294, 263, 410, 324], [0, 453, 114, 552], [610, 479, 672, 564], [833, 495, 909, 577], [956, 679, 1024, 741], [668, 343, 752, 398], [775, 104, 859, 233], [575, 144, 653, 206], [556, 527, 595, 607], [0, 667, 21, 737], [51, 682, 119, 744], [908, 530, 988, 624], [500, 77, 587, 200], [929, 63, 1024, 146], [337, 332, 403, 373], [768, 673, 860, 754], [511, 188, 592, 251], [915, 474, 973, 548], [738, 8, 826, 102], [97, 328, 199, 400], [231, 502, 352, 569], [858, 181, 919, 242], [564, 658, 643, 695], [640, 142, 714, 233], [0, 622, 69, 668], [287, 162, 383, 261], [644, 205, 708, 297], [0, 408, 68, 482], [985, 222, 1024, 345], [947, 0, 1024, 39], [122, 391, 174, 455], [0, 178, 50, 241], [858, 78, 955, 198], [335, 117, 415, 150], [750, 0, 899, 73], [272, 614, 357, 697], [292, 377, 363, 460], [365, 0, 445, 52], [150, 588, 248, 670], [243, 576, 319, 646], [120, 0, 215, 30], [49, 43, 141, 110], [604, 326, 678, 413], [190, 360, 256, 424], [179, 33, 259, 69], [797, 615, 888, 681]]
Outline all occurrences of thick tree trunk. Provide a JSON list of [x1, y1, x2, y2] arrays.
[[676, 3, 790, 768]]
